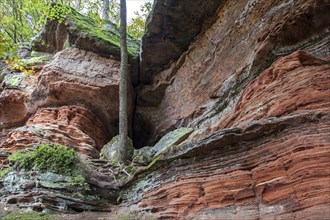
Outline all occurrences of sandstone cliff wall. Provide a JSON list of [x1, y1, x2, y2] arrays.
[[135, 0, 330, 146], [0, 48, 134, 159], [0, 0, 329, 219], [124, 0, 330, 218]]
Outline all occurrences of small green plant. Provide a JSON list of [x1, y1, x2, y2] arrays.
[[46, 4, 72, 23], [68, 174, 90, 190], [8, 144, 77, 174]]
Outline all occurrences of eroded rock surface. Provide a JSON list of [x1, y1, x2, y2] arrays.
[[1, 48, 134, 158], [128, 112, 330, 219], [136, 0, 330, 146], [32, 4, 139, 59], [1, 0, 329, 218], [126, 0, 330, 215], [140, 0, 225, 83]]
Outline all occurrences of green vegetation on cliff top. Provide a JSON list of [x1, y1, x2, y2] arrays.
[[53, 4, 139, 56]]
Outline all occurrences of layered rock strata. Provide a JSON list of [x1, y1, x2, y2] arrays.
[[124, 51, 330, 219], [135, 0, 330, 146], [0, 48, 133, 158], [0, 0, 329, 218], [140, 0, 225, 83], [130, 112, 330, 219]]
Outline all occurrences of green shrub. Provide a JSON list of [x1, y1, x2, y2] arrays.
[[8, 144, 77, 174]]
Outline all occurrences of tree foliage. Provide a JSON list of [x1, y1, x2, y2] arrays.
[[0, 0, 152, 59], [0, 0, 152, 78], [128, 2, 152, 39]]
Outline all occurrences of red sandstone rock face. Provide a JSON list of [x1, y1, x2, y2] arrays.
[[1, 106, 105, 158], [136, 114, 330, 219], [0, 90, 29, 129], [0, 0, 329, 218], [0, 48, 133, 158], [124, 50, 330, 219], [211, 50, 330, 132], [135, 0, 330, 146], [26, 1, 327, 217]]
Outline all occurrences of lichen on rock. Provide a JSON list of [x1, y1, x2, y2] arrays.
[[100, 135, 134, 165], [153, 127, 193, 157]]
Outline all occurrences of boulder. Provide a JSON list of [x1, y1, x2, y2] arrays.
[[100, 135, 134, 164]]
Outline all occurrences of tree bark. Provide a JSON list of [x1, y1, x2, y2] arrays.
[[119, 0, 129, 164], [102, 0, 110, 20]]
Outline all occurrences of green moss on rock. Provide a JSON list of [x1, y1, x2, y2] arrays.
[[100, 135, 134, 164], [39, 173, 89, 191], [3, 73, 25, 87], [146, 155, 162, 169], [132, 146, 155, 165], [8, 144, 77, 174], [68, 8, 139, 56], [32, 4, 139, 57], [23, 56, 48, 65], [153, 127, 194, 157]]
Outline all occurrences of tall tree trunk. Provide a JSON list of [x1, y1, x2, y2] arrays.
[[119, 0, 129, 164], [102, 0, 110, 20]]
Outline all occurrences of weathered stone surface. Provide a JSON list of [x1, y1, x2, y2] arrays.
[[1, 106, 106, 158], [32, 47, 133, 143], [211, 50, 330, 132], [0, 90, 29, 129], [152, 127, 193, 157], [0, 48, 134, 158], [124, 35, 330, 219], [140, 0, 225, 83], [132, 146, 155, 166], [32, 5, 139, 59], [136, 0, 330, 146], [0, 170, 111, 212], [125, 112, 330, 219], [100, 135, 134, 164]]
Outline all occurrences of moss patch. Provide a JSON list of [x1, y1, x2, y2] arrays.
[[153, 128, 194, 157], [4, 73, 25, 87], [23, 56, 48, 65], [6, 144, 90, 192], [8, 144, 76, 174], [67, 9, 139, 56], [2, 211, 55, 220]]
